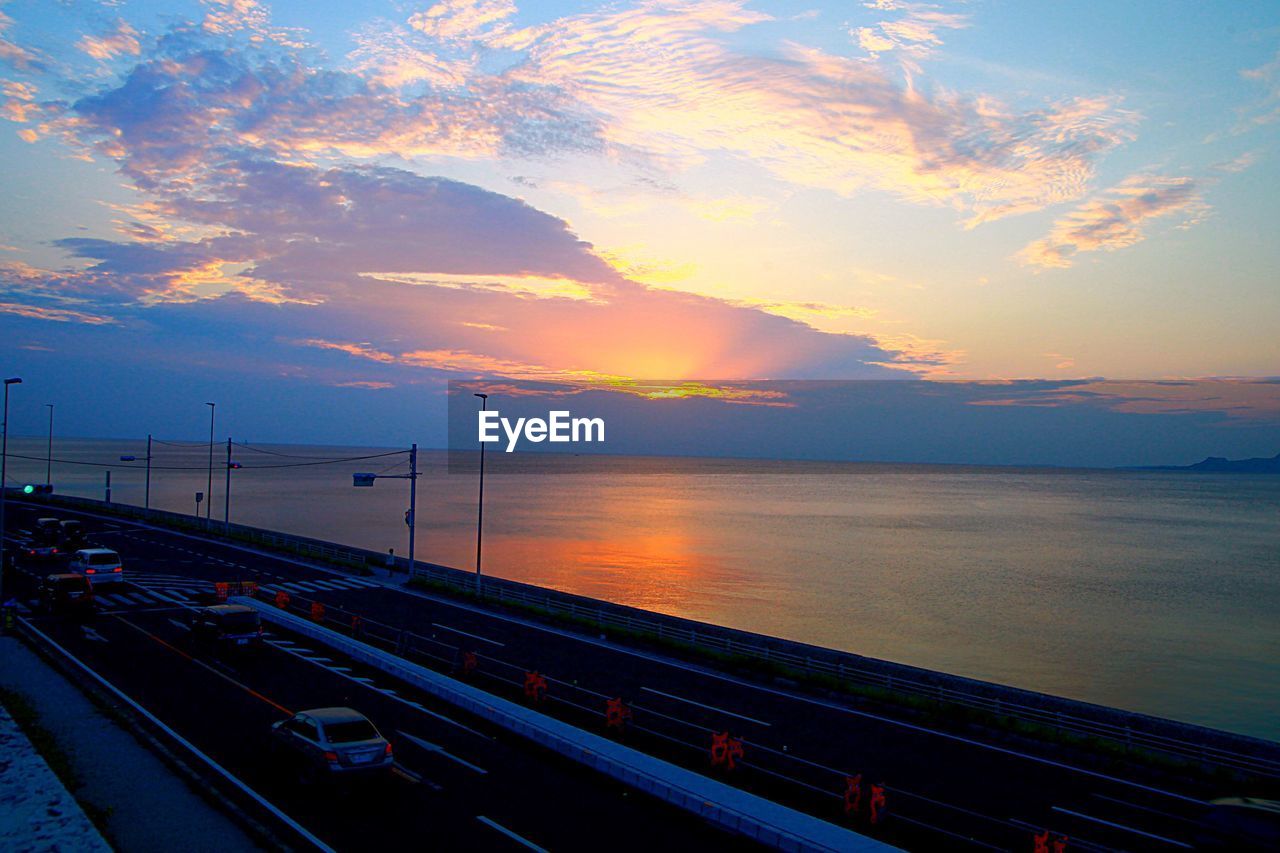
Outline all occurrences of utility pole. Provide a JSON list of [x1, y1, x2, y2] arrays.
[[408, 443, 418, 577], [205, 402, 215, 523], [352, 444, 418, 577], [224, 437, 232, 533], [44, 403, 53, 486], [0, 377, 23, 606], [144, 434, 152, 511]]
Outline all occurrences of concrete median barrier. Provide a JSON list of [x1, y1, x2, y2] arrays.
[[236, 597, 898, 853]]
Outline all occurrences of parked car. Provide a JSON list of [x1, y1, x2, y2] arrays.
[[270, 708, 394, 782], [23, 517, 63, 563], [187, 604, 263, 649], [68, 548, 123, 584], [37, 573, 95, 619], [58, 519, 86, 550], [1198, 798, 1280, 850]]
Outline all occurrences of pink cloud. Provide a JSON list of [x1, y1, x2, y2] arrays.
[[1018, 174, 1205, 269]]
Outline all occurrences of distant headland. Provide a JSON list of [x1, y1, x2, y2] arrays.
[[1123, 452, 1280, 473]]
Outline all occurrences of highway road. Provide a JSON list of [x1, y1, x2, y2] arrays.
[[5, 499, 1276, 851]]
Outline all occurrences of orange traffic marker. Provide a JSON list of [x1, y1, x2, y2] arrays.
[[869, 783, 886, 825], [843, 774, 863, 816], [310, 600, 325, 622], [350, 613, 363, 634], [1052, 835, 1068, 853], [274, 590, 290, 609], [1034, 830, 1050, 853], [524, 670, 547, 702], [605, 697, 632, 731], [215, 582, 230, 602], [461, 651, 478, 676]]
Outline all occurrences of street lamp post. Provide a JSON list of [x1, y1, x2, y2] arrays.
[[44, 403, 53, 487], [474, 392, 488, 595], [145, 434, 153, 511], [205, 402, 215, 524], [1, 376, 23, 604]]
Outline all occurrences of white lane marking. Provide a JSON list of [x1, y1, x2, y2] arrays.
[[640, 686, 772, 727], [1050, 806, 1193, 848], [82, 627, 110, 643], [397, 730, 488, 774], [278, 583, 310, 593], [347, 578, 379, 588], [307, 580, 346, 591], [390, 764, 442, 791], [269, 640, 492, 740], [475, 816, 546, 852], [431, 623, 505, 647], [167, 618, 191, 632], [1090, 794, 1203, 826]]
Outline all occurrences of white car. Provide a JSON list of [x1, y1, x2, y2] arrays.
[[69, 548, 124, 584]]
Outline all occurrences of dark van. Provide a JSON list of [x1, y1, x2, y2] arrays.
[[187, 605, 263, 649], [38, 573, 95, 619], [59, 520, 86, 550]]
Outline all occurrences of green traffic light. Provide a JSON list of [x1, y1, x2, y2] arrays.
[[22, 484, 35, 494]]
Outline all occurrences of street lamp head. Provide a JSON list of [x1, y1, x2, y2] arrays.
[[206, 401, 215, 407], [4, 377, 21, 385], [474, 393, 488, 400]]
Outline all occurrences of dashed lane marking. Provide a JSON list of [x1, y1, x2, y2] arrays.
[[640, 686, 772, 728], [397, 730, 488, 775], [475, 817, 547, 852], [431, 623, 505, 648]]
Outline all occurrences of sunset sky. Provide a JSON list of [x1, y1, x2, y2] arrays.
[[1, 0, 1278, 444]]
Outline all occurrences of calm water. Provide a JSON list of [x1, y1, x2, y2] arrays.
[[6, 437, 1279, 740]]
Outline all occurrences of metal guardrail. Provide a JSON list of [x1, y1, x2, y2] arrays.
[[19, 492, 1280, 780]]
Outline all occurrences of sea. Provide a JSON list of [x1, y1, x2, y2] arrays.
[[5, 436, 1278, 741]]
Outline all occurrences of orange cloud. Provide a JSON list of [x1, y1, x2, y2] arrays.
[[1018, 174, 1204, 269], [77, 22, 141, 61], [853, 1, 968, 63]]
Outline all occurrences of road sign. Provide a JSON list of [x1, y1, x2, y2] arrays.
[[353, 473, 376, 487], [195, 492, 204, 503], [120, 455, 136, 461]]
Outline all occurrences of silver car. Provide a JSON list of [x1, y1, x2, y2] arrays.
[[270, 707, 394, 782]]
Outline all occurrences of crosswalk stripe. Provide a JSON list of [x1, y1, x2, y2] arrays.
[[279, 582, 310, 593], [307, 580, 344, 590]]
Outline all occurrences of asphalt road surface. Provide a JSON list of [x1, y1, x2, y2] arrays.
[[5, 500, 1275, 851]]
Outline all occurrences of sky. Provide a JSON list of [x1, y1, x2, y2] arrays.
[[1, 0, 1278, 450]]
